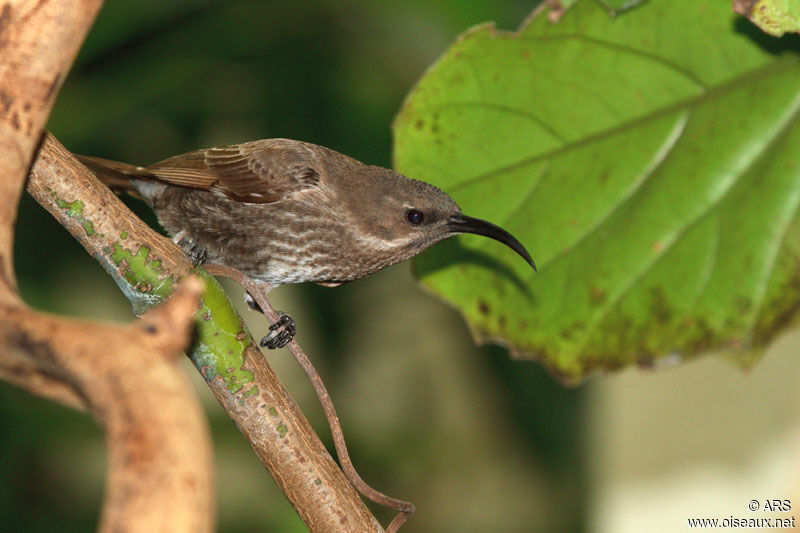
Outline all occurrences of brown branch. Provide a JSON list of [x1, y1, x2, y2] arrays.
[[29, 132, 384, 533], [0, 1, 214, 532], [0, 278, 216, 533]]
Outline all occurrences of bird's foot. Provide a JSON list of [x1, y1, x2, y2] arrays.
[[175, 234, 208, 267], [259, 312, 295, 349]]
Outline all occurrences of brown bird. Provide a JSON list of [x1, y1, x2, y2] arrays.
[[78, 138, 536, 347]]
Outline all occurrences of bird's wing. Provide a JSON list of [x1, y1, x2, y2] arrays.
[[146, 139, 321, 203]]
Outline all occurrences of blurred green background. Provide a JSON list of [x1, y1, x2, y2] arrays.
[[3, 1, 799, 532]]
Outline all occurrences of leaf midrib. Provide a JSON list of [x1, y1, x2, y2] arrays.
[[516, 33, 709, 90], [447, 55, 798, 193]]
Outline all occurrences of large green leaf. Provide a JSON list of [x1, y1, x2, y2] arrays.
[[393, 0, 800, 382]]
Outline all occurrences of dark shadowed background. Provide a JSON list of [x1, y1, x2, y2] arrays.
[[3, 1, 799, 532]]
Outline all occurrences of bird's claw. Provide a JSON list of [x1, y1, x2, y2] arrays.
[[177, 237, 208, 267], [260, 312, 295, 349]]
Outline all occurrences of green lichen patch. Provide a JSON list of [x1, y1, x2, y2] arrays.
[[107, 242, 175, 314], [276, 422, 288, 438], [189, 269, 255, 393], [55, 197, 97, 236]]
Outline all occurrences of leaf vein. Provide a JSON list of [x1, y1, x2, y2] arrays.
[[450, 58, 795, 193], [421, 101, 567, 144], [748, 107, 800, 343], [534, 110, 689, 272], [575, 86, 800, 356]]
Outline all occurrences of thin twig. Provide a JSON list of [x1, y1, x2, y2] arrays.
[[204, 264, 415, 533]]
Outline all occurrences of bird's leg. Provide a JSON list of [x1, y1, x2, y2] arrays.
[[203, 266, 296, 349], [172, 230, 208, 267], [202, 264, 415, 530]]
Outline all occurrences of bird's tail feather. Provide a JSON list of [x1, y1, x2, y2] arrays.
[[76, 155, 155, 194]]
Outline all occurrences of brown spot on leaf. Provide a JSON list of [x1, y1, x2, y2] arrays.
[[736, 296, 752, 314], [597, 167, 611, 186], [477, 300, 490, 315], [590, 286, 606, 304], [752, 257, 800, 345], [684, 317, 714, 354], [649, 287, 672, 324]]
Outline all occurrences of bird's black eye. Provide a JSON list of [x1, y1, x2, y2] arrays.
[[405, 209, 424, 225]]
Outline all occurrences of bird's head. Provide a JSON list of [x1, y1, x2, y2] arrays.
[[334, 164, 537, 272]]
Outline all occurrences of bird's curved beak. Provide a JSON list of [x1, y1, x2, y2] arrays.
[[446, 214, 537, 272]]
